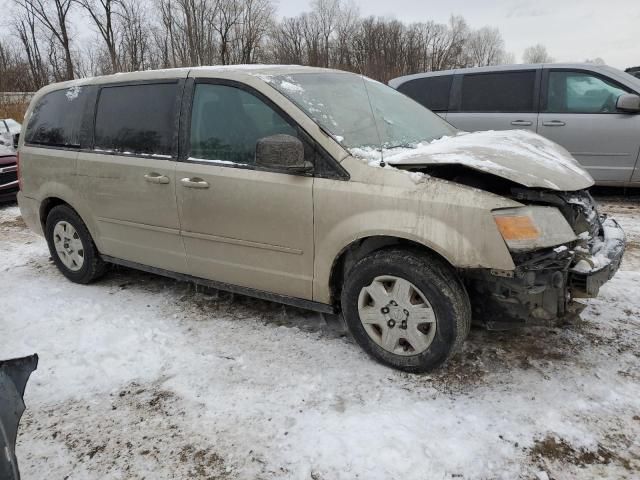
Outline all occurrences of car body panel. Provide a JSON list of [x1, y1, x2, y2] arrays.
[[445, 112, 539, 133], [175, 161, 315, 299], [76, 153, 188, 274], [537, 111, 640, 183]]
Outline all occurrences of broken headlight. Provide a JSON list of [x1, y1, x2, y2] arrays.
[[493, 206, 577, 252]]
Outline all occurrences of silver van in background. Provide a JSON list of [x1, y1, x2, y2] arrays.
[[389, 64, 640, 186]]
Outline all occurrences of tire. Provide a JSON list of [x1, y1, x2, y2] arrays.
[[45, 204, 107, 284], [340, 248, 471, 373]]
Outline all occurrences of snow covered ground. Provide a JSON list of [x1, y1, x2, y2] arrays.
[[1, 197, 639, 480]]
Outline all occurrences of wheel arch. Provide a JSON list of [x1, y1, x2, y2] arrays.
[[328, 235, 459, 308], [40, 197, 71, 230], [39, 196, 103, 250], [39, 196, 90, 232]]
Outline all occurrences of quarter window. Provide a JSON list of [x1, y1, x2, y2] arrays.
[[25, 87, 87, 147], [397, 76, 452, 112], [94, 83, 178, 156], [545, 71, 629, 113], [460, 71, 537, 112], [189, 83, 298, 165]]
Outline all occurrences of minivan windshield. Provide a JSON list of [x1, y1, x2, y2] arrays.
[[267, 72, 457, 154]]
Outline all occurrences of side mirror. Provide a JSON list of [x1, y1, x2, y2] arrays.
[[255, 134, 312, 173], [616, 93, 640, 113]]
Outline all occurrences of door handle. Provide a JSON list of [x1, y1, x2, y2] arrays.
[[510, 120, 533, 126], [144, 173, 170, 184], [542, 120, 566, 127], [181, 177, 209, 189]]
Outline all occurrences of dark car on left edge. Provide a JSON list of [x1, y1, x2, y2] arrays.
[[0, 144, 18, 202]]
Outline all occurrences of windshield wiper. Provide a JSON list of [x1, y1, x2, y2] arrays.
[[384, 143, 418, 150]]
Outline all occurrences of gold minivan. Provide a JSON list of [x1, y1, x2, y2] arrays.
[[17, 66, 626, 372]]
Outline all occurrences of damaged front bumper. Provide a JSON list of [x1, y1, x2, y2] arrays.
[[568, 217, 625, 297], [464, 215, 626, 329]]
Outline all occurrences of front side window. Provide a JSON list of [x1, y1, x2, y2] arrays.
[[25, 86, 87, 147], [94, 83, 177, 156], [546, 71, 629, 113], [397, 75, 453, 112], [460, 71, 537, 113], [189, 83, 298, 165]]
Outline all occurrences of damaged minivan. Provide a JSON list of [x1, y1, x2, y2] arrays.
[[17, 66, 625, 372]]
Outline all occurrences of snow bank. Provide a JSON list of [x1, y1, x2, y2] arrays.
[[2, 204, 639, 479]]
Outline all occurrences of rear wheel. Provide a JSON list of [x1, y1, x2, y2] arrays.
[[341, 248, 470, 372], [45, 205, 106, 284]]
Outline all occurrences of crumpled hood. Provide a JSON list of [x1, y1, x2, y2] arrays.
[[356, 130, 595, 191]]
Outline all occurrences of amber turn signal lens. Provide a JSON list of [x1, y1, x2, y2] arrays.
[[494, 215, 540, 241]]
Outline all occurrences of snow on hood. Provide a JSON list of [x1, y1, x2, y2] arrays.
[[350, 130, 595, 191]]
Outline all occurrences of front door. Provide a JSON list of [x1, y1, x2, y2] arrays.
[[175, 80, 314, 299], [78, 80, 187, 273], [537, 69, 640, 184]]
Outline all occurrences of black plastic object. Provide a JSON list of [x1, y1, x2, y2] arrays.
[[0, 354, 38, 480]]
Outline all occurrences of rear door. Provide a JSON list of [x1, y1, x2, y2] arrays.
[[446, 69, 540, 132], [537, 68, 640, 184], [175, 78, 315, 299], [395, 75, 453, 118], [77, 79, 187, 273]]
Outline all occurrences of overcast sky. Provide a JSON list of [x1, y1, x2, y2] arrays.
[[0, 0, 638, 70]]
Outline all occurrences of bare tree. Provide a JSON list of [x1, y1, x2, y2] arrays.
[[12, 0, 76, 80], [119, 0, 152, 71], [522, 44, 554, 64], [214, 0, 243, 64], [74, 0, 121, 73], [1, 0, 530, 88], [334, 0, 358, 69], [312, 0, 339, 67], [237, 0, 274, 63], [466, 26, 505, 67], [270, 16, 305, 64], [0, 39, 36, 91], [13, 3, 48, 88]]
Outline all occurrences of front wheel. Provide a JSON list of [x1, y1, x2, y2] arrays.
[[341, 248, 471, 372]]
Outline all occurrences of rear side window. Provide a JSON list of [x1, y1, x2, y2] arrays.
[[397, 76, 452, 111], [460, 71, 537, 112], [94, 83, 178, 156], [25, 87, 87, 147]]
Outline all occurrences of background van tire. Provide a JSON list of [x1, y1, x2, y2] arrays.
[[340, 248, 471, 373], [45, 205, 107, 284]]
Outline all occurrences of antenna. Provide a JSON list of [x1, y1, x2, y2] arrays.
[[356, 59, 385, 168]]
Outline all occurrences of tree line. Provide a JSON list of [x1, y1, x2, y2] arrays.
[[0, 0, 554, 93]]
